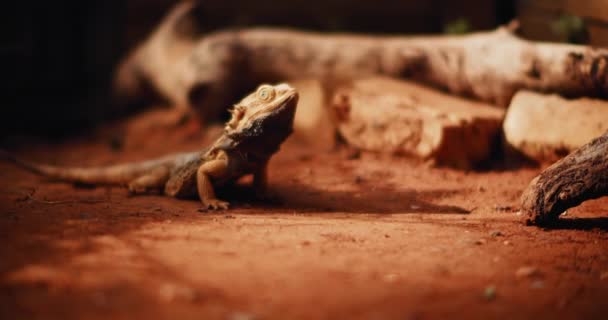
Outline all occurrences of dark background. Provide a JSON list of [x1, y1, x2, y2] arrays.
[[1, 0, 606, 137]]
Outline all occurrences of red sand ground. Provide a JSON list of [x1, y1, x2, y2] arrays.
[[0, 110, 607, 320]]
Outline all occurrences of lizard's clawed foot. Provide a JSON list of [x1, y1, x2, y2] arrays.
[[201, 199, 230, 211]]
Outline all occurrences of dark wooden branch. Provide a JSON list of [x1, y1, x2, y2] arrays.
[[520, 131, 608, 226]]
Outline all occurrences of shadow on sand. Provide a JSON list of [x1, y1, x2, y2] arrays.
[[538, 217, 608, 231], [222, 181, 471, 215]]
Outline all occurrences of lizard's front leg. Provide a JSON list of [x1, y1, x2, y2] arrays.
[[196, 158, 230, 210], [253, 160, 269, 199]]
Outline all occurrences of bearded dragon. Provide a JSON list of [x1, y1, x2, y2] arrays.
[[1, 83, 298, 209]]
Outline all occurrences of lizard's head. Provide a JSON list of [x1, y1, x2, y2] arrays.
[[223, 83, 298, 154], [225, 83, 298, 134]]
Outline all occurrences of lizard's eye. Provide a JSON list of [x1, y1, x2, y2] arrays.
[[257, 85, 275, 101]]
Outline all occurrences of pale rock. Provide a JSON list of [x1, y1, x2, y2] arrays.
[[330, 77, 504, 169], [503, 90, 608, 162], [288, 79, 335, 150], [515, 266, 542, 278]]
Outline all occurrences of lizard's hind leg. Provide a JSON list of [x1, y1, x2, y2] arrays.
[[128, 166, 170, 194]]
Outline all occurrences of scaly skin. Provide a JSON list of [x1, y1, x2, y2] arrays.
[[1, 83, 298, 210]]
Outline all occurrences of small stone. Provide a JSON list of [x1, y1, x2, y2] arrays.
[[483, 285, 496, 301], [383, 274, 398, 283], [474, 239, 486, 245], [79, 212, 92, 220], [384, 234, 390, 238], [91, 291, 108, 306], [300, 240, 311, 246], [410, 205, 421, 210], [224, 215, 236, 219], [494, 205, 513, 212], [516, 266, 542, 278], [108, 135, 124, 151], [345, 148, 361, 160], [530, 280, 545, 289], [298, 154, 312, 162], [489, 230, 503, 237], [158, 283, 197, 302], [560, 210, 568, 216], [557, 297, 569, 309], [503, 240, 511, 246], [229, 311, 256, 320]]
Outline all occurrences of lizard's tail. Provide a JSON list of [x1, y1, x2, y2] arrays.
[[0, 149, 166, 185], [0, 149, 43, 174]]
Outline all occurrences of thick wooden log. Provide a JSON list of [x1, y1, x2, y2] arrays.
[[114, 2, 608, 120], [520, 131, 608, 226]]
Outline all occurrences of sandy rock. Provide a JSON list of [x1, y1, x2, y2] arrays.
[[530, 280, 545, 289], [383, 273, 398, 283], [483, 285, 497, 301], [503, 90, 608, 163], [229, 312, 256, 320], [489, 230, 504, 237], [289, 79, 336, 150], [330, 77, 504, 169], [158, 282, 198, 302], [515, 266, 542, 279]]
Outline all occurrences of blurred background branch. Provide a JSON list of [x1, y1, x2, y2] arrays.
[[1, 0, 606, 137]]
